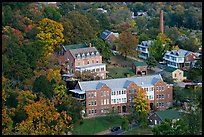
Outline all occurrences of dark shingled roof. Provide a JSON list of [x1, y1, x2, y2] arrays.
[[155, 109, 181, 121], [100, 30, 111, 40], [133, 61, 147, 66]]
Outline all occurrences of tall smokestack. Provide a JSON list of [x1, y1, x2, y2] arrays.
[[160, 10, 164, 34]]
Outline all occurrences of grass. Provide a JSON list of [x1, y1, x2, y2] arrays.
[[73, 115, 123, 135], [121, 127, 153, 135], [107, 67, 135, 78], [109, 54, 135, 67]]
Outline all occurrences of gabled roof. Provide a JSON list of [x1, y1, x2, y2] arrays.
[[100, 30, 112, 40], [69, 47, 99, 59], [164, 67, 177, 73], [76, 74, 163, 91], [165, 49, 195, 58], [96, 82, 105, 90], [133, 61, 147, 66], [155, 109, 181, 121], [63, 43, 88, 50]]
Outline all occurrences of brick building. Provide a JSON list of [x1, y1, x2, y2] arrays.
[[69, 74, 173, 117], [58, 43, 106, 79], [132, 61, 148, 76]]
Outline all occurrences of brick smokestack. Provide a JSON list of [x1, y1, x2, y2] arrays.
[[160, 10, 164, 34]]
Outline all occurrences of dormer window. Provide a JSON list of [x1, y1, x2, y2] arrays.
[[91, 52, 94, 56], [77, 54, 80, 59], [87, 53, 90, 57], [96, 51, 99, 55], [82, 53, 85, 58]]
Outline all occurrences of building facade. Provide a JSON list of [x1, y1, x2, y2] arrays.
[[132, 62, 148, 76], [58, 43, 106, 79], [69, 74, 173, 117], [163, 49, 199, 70], [137, 40, 154, 60], [100, 30, 119, 50]]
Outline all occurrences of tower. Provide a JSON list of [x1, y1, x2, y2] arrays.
[[160, 10, 164, 34]]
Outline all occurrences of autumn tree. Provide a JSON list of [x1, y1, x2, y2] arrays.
[[15, 97, 73, 135], [133, 88, 150, 126], [114, 32, 139, 59], [42, 5, 62, 22]]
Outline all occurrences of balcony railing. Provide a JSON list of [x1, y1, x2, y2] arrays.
[[139, 54, 148, 59], [163, 56, 184, 63]]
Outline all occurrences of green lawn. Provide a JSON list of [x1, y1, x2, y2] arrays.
[[73, 115, 123, 135], [121, 127, 153, 135], [109, 54, 135, 66], [107, 67, 135, 78]]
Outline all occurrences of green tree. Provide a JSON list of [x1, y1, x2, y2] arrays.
[[121, 116, 129, 131], [114, 32, 139, 59], [91, 38, 112, 61], [33, 75, 53, 98], [42, 5, 62, 21], [146, 55, 157, 70], [60, 11, 97, 44]]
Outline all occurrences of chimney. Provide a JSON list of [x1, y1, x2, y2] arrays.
[[160, 10, 164, 34], [89, 43, 92, 47]]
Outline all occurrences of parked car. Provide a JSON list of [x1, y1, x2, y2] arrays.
[[111, 127, 120, 132], [183, 79, 192, 83]]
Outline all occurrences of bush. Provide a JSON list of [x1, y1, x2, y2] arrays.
[[140, 121, 148, 128]]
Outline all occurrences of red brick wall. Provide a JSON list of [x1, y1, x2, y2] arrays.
[[184, 52, 198, 69], [154, 80, 173, 110]]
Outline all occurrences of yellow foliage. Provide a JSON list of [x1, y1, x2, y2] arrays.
[[171, 45, 179, 50]]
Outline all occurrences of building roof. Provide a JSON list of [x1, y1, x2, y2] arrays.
[[155, 109, 181, 121], [100, 30, 112, 40], [63, 43, 88, 50], [76, 74, 163, 91], [165, 49, 194, 58], [133, 61, 147, 66], [138, 40, 154, 48], [69, 47, 100, 59], [76, 63, 106, 69]]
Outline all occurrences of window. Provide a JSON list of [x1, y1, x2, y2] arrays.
[[107, 91, 109, 96], [101, 68, 104, 71], [159, 95, 161, 98], [111, 99, 114, 104], [162, 94, 164, 99], [122, 91, 124, 94], [104, 99, 106, 105], [159, 86, 161, 90], [162, 102, 164, 107], [104, 91, 106, 96], [87, 60, 89, 64], [92, 60, 94, 64], [168, 94, 170, 98], [114, 91, 116, 95], [94, 92, 96, 97], [107, 99, 109, 104], [101, 99, 103, 105], [151, 87, 154, 91], [92, 101, 94, 106], [156, 86, 159, 91], [112, 91, 114, 95], [159, 102, 161, 106], [92, 93, 94, 98], [82, 53, 85, 58], [88, 93, 90, 98], [92, 109, 94, 114], [114, 99, 116, 103], [101, 92, 103, 97], [118, 91, 121, 95], [149, 95, 152, 99], [88, 101, 91, 106], [89, 110, 91, 114], [96, 68, 100, 72], [94, 100, 97, 106], [95, 109, 97, 113], [101, 108, 103, 113], [124, 90, 126, 94], [119, 98, 121, 103], [156, 103, 158, 107], [146, 96, 148, 99], [174, 74, 177, 77], [96, 60, 99, 63], [156, 94, 158, 98], [92, 69, 95, 72], [77, 62, 80, 66], [162, 86, 164, 91]]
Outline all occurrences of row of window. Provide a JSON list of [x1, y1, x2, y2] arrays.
[[101, 91, 109, 97], [111, 98, 127, 104], [111, 90, 126, 96], [77, 60, 99, 66], [156, 94, 165, 99], [146, 95, 154, 100], [156, 102, 164, 107], [143, 87, 154, 92], [88, 100, 97, 106], [101, 99, 109, 105], [88, 92, 96, 98], [76, 52, 99, 59], [156, 86, 164, 91]]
